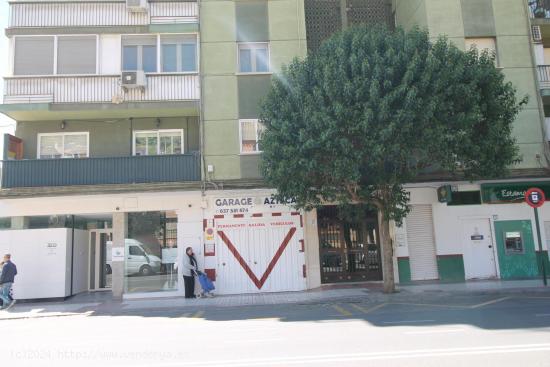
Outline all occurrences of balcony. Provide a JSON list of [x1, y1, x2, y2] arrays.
[[9, 1, 198, 28], [1, 154, 201, 189], [3, 74, 200, 105], [538, 65, 550, 89]]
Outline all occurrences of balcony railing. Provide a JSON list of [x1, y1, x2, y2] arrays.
[[3, 74, 200, 104], [9, 1, 198, 28], [529, 0, 550, 18], [1, 154, 201, 188], [538, 65, 550, 89]]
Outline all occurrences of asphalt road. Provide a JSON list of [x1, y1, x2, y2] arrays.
[[2, 294, 550, 367]]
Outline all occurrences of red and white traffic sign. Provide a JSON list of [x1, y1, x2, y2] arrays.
[[525, 188, 545, 208]]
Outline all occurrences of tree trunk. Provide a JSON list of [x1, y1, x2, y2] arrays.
[[377, 207, 396, 293]]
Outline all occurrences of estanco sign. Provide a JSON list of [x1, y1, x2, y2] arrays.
[[481, 182, 550, 204]]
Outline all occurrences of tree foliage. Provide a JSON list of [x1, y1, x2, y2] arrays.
[[260, 26, 524, 223]]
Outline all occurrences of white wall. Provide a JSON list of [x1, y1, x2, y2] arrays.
[[0, 228, 71, 299], [100, 34, 121, 74], [71, 229, 89, 295]]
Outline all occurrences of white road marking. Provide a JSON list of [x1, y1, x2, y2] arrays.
[[153, 343, 550, 366], [469, 297, 510, 309], [404, 328, 465, 335], [382, 319, 435, 324]]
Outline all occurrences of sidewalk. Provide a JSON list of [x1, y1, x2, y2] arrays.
[[1, 279, 549, 321]]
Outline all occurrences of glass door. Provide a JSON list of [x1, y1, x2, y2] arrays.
[[89, 230, 113, 291]]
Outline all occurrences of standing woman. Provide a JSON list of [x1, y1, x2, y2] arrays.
[[182, 247, 198, 299]]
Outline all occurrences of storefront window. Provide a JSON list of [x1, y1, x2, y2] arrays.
[[125, 211, 178, 293]]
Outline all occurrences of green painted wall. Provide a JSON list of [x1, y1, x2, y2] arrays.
[[397, 257, 412, 283], [236, 1, 269, 42], [201, 0, 307, 180], [437, 255, 466, 282], [238, 75, 272, 119], [394, 0, 547, 171], [494, 220, 539, 279], [460, 0, 495, 37], [16, 117, 199, 159], [536, 250, 550, 276]]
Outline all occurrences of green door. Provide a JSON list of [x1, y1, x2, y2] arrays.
[[494, 220, 539, 279]]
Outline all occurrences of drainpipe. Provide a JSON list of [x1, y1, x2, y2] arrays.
[[524, 1, 550, 170], [69, 215, 75, 297]]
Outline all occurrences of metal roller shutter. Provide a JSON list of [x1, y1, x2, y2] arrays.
[[406, 205, 439, 281]]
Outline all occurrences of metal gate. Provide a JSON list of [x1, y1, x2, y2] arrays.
[[318, 206, 382, 283], [215, 215, 306, 295]]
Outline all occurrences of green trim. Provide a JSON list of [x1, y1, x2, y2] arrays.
[[436, 255, 465, 282], [149, 23, 199, 33], [481, 182, 550, 204], [6, 23, 198, 36], [0, 101, 199, 121], [397, 257, 411, 283]]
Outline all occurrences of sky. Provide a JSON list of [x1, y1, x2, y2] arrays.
[[0, 1, 16, 158]]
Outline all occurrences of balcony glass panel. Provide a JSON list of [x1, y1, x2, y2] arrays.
[[182, 43, 197, 72], [123, 46, 138, 71], [162, 44, 178, 72], [142, 45, 158, 73], [39, 135, 63, 159]]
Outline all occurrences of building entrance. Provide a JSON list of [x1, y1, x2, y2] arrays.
[[318, 206, 382, 283], [89, 229, 113, 291]]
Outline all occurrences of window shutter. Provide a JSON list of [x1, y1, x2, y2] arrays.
[[57, 36, 97, 75], [14, 36, 55, 75], [406, 205, 439, 281]]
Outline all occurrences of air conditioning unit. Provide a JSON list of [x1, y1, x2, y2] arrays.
[[532, 25, 542, 43], [121, 70, 147, 90], [126, 0, 147, 12]]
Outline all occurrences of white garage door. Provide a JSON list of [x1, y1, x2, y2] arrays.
[[406, 205, 439, 281], [215, 215, 306, 295]]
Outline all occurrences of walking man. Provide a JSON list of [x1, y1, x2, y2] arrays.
[[0, 254, 17, 310]]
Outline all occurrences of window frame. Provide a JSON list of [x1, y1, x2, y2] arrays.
[[464, 37, 499, 67], [132, 129, 185, 156], [237, 42, 271, 74], [37, 131, 90, 159], [12, 35, 99, 77], [160, 36, 198, 73], [239, 119, 263, 154], [121, 33, 199, 75]]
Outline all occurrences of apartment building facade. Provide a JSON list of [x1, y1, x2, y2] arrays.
[[391, 0, 550, 283], [0, 0, 549, 302]]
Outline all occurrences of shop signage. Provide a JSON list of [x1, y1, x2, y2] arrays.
[[481, 182, 550, 204], [213, 195, 297, 214], [111, 246, 124, 262]]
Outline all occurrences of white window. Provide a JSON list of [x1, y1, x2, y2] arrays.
[[38, 132, 89, 159], [465, 37, 498, 65], [238, 43, 270, 73], [13, 35, 98, 76], [161, 35, 197, 73], [239, 119, 264, 153], [133, 130, 184, 156], [122, 36, 158, 73]]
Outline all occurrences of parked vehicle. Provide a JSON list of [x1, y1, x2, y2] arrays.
[[106, 239, 162, 276]]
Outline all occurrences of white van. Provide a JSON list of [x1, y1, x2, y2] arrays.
[[106, 239, 162, 276]]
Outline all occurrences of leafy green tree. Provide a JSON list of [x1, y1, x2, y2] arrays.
[[260, 26, 524, 292]]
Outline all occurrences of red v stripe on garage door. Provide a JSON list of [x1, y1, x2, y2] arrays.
[[217, 227, 297, 290]]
